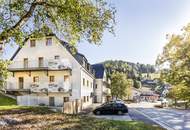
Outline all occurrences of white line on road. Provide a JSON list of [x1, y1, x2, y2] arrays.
[[133, 108, 175, 130]]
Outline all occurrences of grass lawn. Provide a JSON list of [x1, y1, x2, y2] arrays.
[[0, 107, 165, 130], [0, 93, 165, 130], [0, 93, 16, 106]]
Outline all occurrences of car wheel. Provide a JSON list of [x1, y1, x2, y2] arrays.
[[117, 111, 123, 115], [96, 111, 101, 115]]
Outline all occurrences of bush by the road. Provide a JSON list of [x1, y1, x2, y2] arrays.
[[134, 80, 142, 89]]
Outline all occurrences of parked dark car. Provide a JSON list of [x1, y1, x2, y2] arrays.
[[93, 102, 128, 115]]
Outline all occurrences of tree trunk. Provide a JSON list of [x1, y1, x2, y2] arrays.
[[174, 98, 177, 108]]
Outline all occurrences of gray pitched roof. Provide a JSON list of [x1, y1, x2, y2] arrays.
[[92, 64, 105, 79]]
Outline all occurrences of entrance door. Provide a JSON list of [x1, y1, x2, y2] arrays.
[[18, 77, 24, 89], [94, 96, 97, 103], [49, 97, 55, 106]]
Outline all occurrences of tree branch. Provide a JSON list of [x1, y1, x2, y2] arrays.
[[0, 1, 51, 41]]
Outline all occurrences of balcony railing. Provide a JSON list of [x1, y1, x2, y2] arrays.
[[6, 81, 71, 93], [8, 59, 72, 71]]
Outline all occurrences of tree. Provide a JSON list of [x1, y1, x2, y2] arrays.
[[0, 0, 115, 88], [110, 72, 132, 99], [157, 23, 190, 105], [0, 0, 115, 47], [0, 60, 10, 89], [133, 80, 141, 89]]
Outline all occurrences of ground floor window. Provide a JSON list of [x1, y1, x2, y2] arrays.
[[64, 97, 69, 102], [83, 96, 86, 103], [87, 96, 89, 102], [49, 97, 55, 106]]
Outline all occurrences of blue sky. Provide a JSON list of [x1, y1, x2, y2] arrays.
[[78, 0, 190, 64], [3, 0, 190, 65]]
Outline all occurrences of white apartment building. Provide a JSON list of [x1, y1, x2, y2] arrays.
[[6, 34, 94, 113]]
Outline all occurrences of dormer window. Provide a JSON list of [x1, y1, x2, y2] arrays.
[[30, 40, 36, 47], [46, 38, 52, 46]]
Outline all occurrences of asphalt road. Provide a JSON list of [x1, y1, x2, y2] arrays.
[[128, 108, 160, 126], [135, 108, 190, 130]]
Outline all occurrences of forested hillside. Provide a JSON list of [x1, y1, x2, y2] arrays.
[[102, 60, 156, 79]]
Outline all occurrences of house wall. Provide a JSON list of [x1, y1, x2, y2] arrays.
[[80, 68, 94, 108], [94, 71, 111, 103], [17, 94, 69, 107], [94, 79, 103, 103]]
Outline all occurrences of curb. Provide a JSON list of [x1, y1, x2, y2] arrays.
[[133, 108, 174, 130]]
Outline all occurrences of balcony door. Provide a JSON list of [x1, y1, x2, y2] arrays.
[[23, 58, 28, 68], [38, 57, 44, 67], [18, 77, 24, 89]]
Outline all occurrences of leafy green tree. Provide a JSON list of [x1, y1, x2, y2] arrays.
[[0, 0, 115, 46], [0, 0, 115, 89], [110, 72, 132, 99], [157, 23, 190, 104]]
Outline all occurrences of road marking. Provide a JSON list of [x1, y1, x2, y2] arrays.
[[133, 108, 175, 130]]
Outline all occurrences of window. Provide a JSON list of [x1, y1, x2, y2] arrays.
[[87, 80, 89, 87], [49, 76, 55, 82], [83, 78, 85, 86], [64, 75, 69, 82], [23, 58, 28, 68], [64, 97, 69, 102], [87, 96, 89, 102], [49, 97, 55, 106], [54, 55, 60, 60], [30, 40, 36, 47], [83, 96, 86, 102], [33, 76, 39, 82], [95, 84, 98, 89], [46, 38, 52, 46], [38, 57, 44, 67]]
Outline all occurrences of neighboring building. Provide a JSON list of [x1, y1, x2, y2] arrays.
[[92, 64, 111, 103], [141, 73, 160, 80], [5, 34, 95, 113]]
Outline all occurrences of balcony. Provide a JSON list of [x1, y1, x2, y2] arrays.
[[8, 59, 72, 72], [103, 88, 111, 96], [5, 81, 71, 94]]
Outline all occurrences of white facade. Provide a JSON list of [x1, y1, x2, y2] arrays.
[[94, 70, 111, 103], [6, 36, 94, 110]]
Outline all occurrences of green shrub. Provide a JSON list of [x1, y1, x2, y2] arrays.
[[133, 80, 142, 89]]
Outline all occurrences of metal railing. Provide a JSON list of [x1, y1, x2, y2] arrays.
[[8, 59, 72, 70], [5, 81, 71, 93]]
